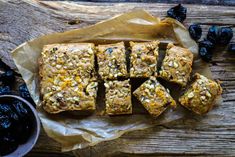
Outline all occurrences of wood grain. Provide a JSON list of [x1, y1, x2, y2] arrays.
[[67, 0, 235, 6], [0, 0, 235, 157]]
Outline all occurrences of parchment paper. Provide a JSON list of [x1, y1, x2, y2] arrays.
[[11, 10, 217, 152]]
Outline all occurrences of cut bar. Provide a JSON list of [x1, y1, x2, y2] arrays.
[[179, 73, 222, 115], [159, 43, 193, 86], [130, 40, 159, 78], [104, 79, 132, 115], [96, 42, 128, 80], [39, 43, 98, 113], [133, 77, 176, 117]]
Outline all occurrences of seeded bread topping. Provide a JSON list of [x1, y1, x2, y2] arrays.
[[179, 73, 222, 115], [96, 42, 128, 80], [130, 41, 159, 78], [104, 79, 132, 115], [159, 43, 193, 86], [39, 41, 222, 116], [133, 77, 176, 117], [39, 43, 98, 113]]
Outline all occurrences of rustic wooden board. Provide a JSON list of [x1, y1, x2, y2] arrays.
[[0, 0, 235, 157]]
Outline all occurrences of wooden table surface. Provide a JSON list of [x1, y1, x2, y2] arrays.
[[0, 0, 235, 156]]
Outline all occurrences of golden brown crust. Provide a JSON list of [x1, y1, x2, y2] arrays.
[[133, 77, 176, 117], [96, 42, 128, 80], [179, 73, 223, 115], [39, 43, 98, 114], [159, 43, 194, 86], [130, 40, 159, 78], [104, 79, 132, 115]]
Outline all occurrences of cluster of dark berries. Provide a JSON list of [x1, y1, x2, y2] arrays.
[[0, 100, 32, 155], [188, 25, 233, 62], [0, 60, 35, 105], [207, 26, 233, 45], [167, 4, 234, 61]]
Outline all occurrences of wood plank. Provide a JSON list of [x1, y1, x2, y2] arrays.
[[71, 0, 235, 6], [0, 0, 235, 156], [31, 0, 235, 6]]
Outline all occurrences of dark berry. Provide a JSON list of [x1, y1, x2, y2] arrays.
[[0, 114, 11, 130], [0, 86, 11, 95], [199, 39, 215, 52], [199, 47, 212, 62], [0, 104, 18, 121], [0, 103, 12, 113], [167, 4, 187, 23], [207, 25, 221, 44], [12, 100, 29, 119], [11, 101, 31, 144], [105, 48, 113, 55], [0, 70, 15, 85], [20, 91, 31, 99], [218, 27, 233, 45], [19, 83, 29, 92], [0, 133, 18, 156], [19, 84, 35, 105], [189, 24, 202, 41], [228, 43, 235, 53]]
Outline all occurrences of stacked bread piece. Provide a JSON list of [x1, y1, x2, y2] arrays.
[[39, 41, 222, 116]]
